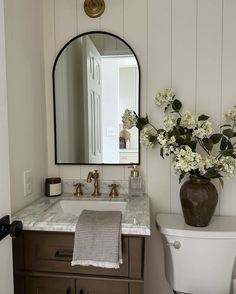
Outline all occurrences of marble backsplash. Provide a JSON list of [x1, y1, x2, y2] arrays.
[[62, 179, 129, 195]]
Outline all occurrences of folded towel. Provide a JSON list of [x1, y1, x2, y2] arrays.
[[71, 210, 122, 269]]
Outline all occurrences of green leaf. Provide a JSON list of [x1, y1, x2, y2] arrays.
[[198, 114, 210, 121], [204, 168, 222, 179], [176, 117, 181, 125], [210, 133, 222, 144], [160, 148, 164, 158], [220, 137, 228, 150], [172, 99, 182, 112], [218, 177, 224, 188], [179, 172, 186, 183], [188, 141, 197, 151], [228, 141, 233, 149], [176, 137, 186, 146], [223, 128, 235, 138], [220, 149, 234, 157], [137, 115, 149, 129], [220, 124, 232, 128], [203, 138, 214, 151]]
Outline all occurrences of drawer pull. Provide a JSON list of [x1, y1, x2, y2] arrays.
[[55, 250, 73, 258]]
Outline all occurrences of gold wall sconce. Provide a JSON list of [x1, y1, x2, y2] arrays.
[[84, 0, 105, 18]]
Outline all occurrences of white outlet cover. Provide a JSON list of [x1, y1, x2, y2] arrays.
[[24, 170, 33, 197]]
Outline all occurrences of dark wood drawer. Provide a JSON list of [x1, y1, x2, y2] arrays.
[[25, 276, 75, 294], [24, 231, 129, 277]]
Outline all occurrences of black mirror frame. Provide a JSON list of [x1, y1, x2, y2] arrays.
[[52, 31, 141, 166]]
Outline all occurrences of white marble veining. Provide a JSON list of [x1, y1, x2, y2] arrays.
[[12, 193, 150, 235]]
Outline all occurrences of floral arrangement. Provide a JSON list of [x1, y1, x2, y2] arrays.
[[122, 89, 236, 185]]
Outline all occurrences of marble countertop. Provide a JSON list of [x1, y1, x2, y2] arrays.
[[12, 194, 150, 236]]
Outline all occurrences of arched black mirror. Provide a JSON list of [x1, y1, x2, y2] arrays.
[[53, 31, 140, 165]]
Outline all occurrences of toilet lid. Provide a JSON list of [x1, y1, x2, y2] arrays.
[[156, 213, 236, 239]]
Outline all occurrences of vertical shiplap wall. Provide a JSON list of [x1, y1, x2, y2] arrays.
[[43, 1, 236, 293]]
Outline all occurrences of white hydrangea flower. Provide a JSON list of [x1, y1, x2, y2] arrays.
[[198, 155, 219, 175], [155, 88, 175, 109], [157, 133, 176, 155], [220, 157, 236, 176], [140, 124, 157, 148], [163, 116, 176, 132], [122, 109, 137, 129], [224, 106, 236, 121], [172, 145, 202, 174], [179, 111, 198, 129], [193, 121, 213, 139]]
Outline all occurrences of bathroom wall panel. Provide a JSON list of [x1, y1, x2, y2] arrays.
[[43, 0, 60, 178], [55, 0, 77, 53], [5, 0, 47, 213], [147, 1, 173, 293], [147, 0, 172, 214], [100, 0, 124, 36], [219, 0, 236, 215], [196, 0, 223, 215], [77, 0, 100, 33], [171, 0, 197, 213]]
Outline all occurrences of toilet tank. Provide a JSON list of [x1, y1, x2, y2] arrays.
[[156, 214, 236, 294]]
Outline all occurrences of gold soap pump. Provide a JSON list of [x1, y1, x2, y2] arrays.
[[128, 165, 143, 196]]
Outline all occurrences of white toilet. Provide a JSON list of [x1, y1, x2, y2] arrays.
[[156, 213, 236, 294]]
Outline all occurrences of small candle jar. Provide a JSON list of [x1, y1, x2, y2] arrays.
[[45, 177, 62, 197]]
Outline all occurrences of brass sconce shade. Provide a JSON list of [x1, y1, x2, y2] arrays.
[[84, 0, 105, 18]]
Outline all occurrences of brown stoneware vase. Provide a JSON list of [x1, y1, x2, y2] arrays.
[[180, 175, 218, 227]]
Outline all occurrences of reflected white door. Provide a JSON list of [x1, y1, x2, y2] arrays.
[[85, 36, 102, 163], [0, 1, 14, 293]]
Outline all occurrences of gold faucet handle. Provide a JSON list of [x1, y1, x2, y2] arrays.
[[108, 184, 119, 197], [73, 182, 84, 196]]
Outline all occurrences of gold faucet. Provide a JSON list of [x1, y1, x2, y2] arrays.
[[109, 184, 119, 198], [87, 170, 100, 196], [73, 183, 83, 196]]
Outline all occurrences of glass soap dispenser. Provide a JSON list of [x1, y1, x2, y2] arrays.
[[128, 165, 144, 196]]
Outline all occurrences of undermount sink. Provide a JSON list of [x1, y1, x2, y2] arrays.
[[47, 199, 127, 216]]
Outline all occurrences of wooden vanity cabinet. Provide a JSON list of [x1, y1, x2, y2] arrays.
[[13, 231, 145, 294], [25, 277, 75, 294]]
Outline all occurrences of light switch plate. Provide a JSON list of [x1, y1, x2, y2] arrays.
[[24, 170, 33, 197]]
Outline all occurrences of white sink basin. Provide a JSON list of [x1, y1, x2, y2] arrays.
[[47, 199, 127, 216]]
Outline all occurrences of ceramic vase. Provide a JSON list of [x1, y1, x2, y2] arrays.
[[180, 175, 218, 227]]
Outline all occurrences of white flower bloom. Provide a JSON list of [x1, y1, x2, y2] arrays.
[[198, 155, 219, 175], [180, 111, 198, 129], [172, 145, 202, 174], [163, 116, 176, 132], [140, 124, 157, 148], [122, 109, 137, 129], [220, 157, 236, 176], [224, 106, 236, 121], [193, 121, 213, 139], [157, 133, 176, 155], [155, 88, 175, 109]]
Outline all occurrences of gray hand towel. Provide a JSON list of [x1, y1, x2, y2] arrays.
[[71, 210, 122, 269]]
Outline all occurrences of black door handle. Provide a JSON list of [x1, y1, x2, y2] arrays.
[[79, 290, 84, 294], [0, 215, 23, 241], [66, 288, 71, 294]]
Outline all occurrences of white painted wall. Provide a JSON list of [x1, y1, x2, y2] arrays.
[[43, 1, 236, 293], [4, 0, 47, 213]]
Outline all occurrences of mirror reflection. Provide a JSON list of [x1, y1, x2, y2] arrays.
[[53, 32, 140, 164]]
